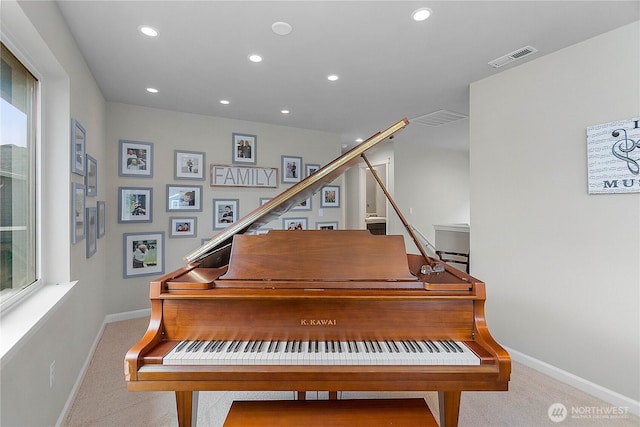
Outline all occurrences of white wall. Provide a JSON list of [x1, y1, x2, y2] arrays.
[[393, 121, 470, 254], [1, 1, 107, 426], [105, 103, 342, 314], [470, 21, 639, 403]]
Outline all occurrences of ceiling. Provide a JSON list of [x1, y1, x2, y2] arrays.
[[56, 1, 639, 150]]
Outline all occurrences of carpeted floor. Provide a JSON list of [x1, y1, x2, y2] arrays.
[[63, 317, 639, 426]]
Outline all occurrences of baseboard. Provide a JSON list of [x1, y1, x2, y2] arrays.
[[506, 346, 640, 417], [55, 308, 151, 427], [105, 308, 151, 323]]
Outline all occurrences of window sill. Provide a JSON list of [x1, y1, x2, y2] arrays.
[[0, 281, 77, 366]]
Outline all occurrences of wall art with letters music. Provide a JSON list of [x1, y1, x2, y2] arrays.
[[587, 117, 640, 194]]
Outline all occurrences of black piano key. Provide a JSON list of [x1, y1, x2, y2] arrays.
[[185, 340, 199, 352], [192, 340, 205, 351], [267, 340, 275, 353], [203, 340, 214, 352], [428, 340, 440, 353], [374, 340, 383, 353], [314, 340, 319, 353], [449, 340, 464, 353], [243, 340, 253, 353], [274, 341, 282, 352], [438, 340, 452, 353], [174, 340, 189, 352], [412, 340, 424, 353], [256, 340, 264, 352], [400, 340, 410, 352], [406, 340, 417, 353], [384, 340, 393, 352], [215, 341, 227, 352]]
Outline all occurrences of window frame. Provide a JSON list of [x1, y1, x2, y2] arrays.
[[0, 41, 41, 312]]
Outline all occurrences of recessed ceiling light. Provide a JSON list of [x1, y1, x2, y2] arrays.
[[327, 74, 339, 82], [272, 21, 293, 36], [146, 87, 158, 93], [281, 109, 290, 114], [139, 25, 159, 37], [412, 8, 432, 22], [249, 54, 263, 63], [220, 99, 230, 105], [355, 138, 363, 143]]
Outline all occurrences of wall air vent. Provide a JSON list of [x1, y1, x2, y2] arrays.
[[488, 45, 538, 68], [412, 110, 468, 127]]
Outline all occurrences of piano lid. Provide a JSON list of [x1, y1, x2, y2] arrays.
[[184, 118, 409, 265]]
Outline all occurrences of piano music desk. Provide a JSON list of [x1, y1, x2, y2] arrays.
[[223, 398, 438, 427]]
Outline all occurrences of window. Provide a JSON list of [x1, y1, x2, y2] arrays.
[[0, 42, 38, 307]]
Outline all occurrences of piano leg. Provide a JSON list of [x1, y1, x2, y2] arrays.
[[176, 390, 199, 427], [438, 391, 461, 427]]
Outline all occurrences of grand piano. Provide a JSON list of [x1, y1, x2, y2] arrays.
[[125, 118, 511, 427]]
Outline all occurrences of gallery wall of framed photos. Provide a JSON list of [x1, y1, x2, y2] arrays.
[[70, 118, 106, 260], [106, 105, 345, 282]]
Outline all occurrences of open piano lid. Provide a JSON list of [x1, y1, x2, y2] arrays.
[[184, 118, 409, 265]]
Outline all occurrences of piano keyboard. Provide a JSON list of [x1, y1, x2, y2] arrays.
[[163, 339, 480, 366]]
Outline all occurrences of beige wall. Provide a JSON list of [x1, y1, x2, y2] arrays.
[[470, 22, 639, 402]]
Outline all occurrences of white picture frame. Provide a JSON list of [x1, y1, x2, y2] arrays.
[[123, 232, 165, 278], [175, 150, 205, 180]]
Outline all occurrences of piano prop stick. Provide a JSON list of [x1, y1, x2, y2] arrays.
[[125, 119, 511, 427]]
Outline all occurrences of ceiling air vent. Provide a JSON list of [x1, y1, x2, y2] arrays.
[[412, 110, 468, 127], [488, 45, 538, 68]]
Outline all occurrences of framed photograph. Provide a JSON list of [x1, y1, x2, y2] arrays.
[[175, 150, 205, 180], [283, 217, 308, 230], [281, 155, 302, 184], [213, 199, 239, 229], [166, 185, 203, 212], [85, 154, 97, 196], [97, 201, 106, 238], [71, 182, 86, 244], [123, 232, 165, 278], [118, 187, 152, 223], [317, 221, 339, 230], [292, 197, 311, 211], [71, 119, 86, 176], [320, 185, 340, 208], [86, 207, 97, 258], [118, 140, 153, 178], [169, 217, 197, 238], [306, 163, 320, 177], [232, 132, 257, 164]]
